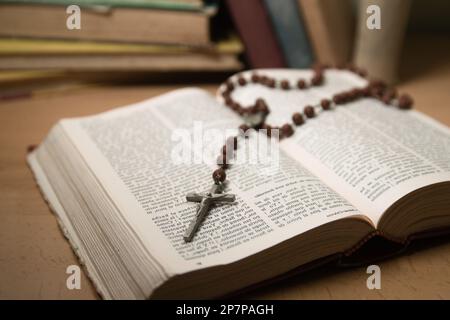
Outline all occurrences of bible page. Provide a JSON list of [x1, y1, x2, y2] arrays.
[[223, 69, 450, 226], [60, 87, 363, 276]]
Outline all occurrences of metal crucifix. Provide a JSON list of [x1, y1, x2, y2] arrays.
[[184, 182, 235, 242]]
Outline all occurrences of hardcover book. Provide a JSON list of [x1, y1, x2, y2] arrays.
[[28, 69, 450, 299], [0, 1, 215, 46]]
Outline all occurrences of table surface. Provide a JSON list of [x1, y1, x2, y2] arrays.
[[1, 35, 450, 300]]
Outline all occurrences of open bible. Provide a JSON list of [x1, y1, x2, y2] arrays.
[[28, 69, 450, 299]]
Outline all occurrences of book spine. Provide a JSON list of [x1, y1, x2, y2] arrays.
[[226, 0, 286, 68], [353, 0, 411, 84], [263, 0, 314, 68], [297, 0, 354, 66]]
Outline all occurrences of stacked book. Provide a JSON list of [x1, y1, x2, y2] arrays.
[[227, 0, 411, 85], [225, 0, 354, 69], [0, 0, 243, 76]]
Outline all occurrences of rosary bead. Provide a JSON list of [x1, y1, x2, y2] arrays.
[[225, 81, 234, 92], [251, 73, 260, 83], [224, 95, 233, 106], [343, 91, 354, 101], [350, 88, 362, 99], [255, 98, 270, 114], [370, 86, 384, 99], [281, 80, 290, 90], [267, 78, 276, 88], [320, 99, 331, 110], [260, 75, 269, 85], [292, 112, 305, 125], [297, 79, 306, 89], [230, 102, 240, 111], [212, 168, 226, 184], [311, 73, 323, 86], [381, 89, 397, 104], [237, 76, 247, 86], [333, 94, 344, 104], [362, 86, 371, 97], [304, 105, 315, 118], [398, 94, 413, 109], [237, 107, 247, 116], [281, 123, 294, 138]]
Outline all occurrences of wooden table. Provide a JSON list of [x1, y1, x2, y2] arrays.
[[1, 36, 450, 300]]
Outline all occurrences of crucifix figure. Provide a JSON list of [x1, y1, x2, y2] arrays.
[[184, 182, 235, 242]]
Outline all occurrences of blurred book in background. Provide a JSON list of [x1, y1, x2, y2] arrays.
[[225, 0, 286, 68], [0, 0, 245, 90], [0, 0, 214, 46], [0, 37, 243, 71], [353, 0, 412, 85], [1, 0, 447, 92], [263, 0, 313, 68], [297, 0, 354, 67]]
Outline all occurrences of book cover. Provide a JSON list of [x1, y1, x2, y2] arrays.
[[353, 0, 412, 84], [297, 0, 354, 66], [226, 0, 286, 68], [263, 0, 314, 68]]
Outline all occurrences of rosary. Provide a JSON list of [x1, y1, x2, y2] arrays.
[[183, 65, 414, 242]]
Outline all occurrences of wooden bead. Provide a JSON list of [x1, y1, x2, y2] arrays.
[[343, 91, 354, 101], [225, 81, 234, 91], [297, 79, 306, 89], [362, 86, 371, 97], [320, 99, 331, 110], [267, 78, 276, 88], [351, 90, 360, 100], [224, 96, 233, 107], [398, 94, 413, 109], [311, 73, 323, 86], [281, 79, 290, 90], [251, 73, 260, 83], [370, 86, 384, 99], [255, 98, 269, 114], [292, 112, 304, 125], [230, 102, 240, 111], [281, 123, 294, 138], [304, 105, 315, 118], [333, 94, 343, 104], [212, 168, 226, 184], [260, 76, 269, 85], [382, 89, 397, 104], [237, 76, 247, 86]]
